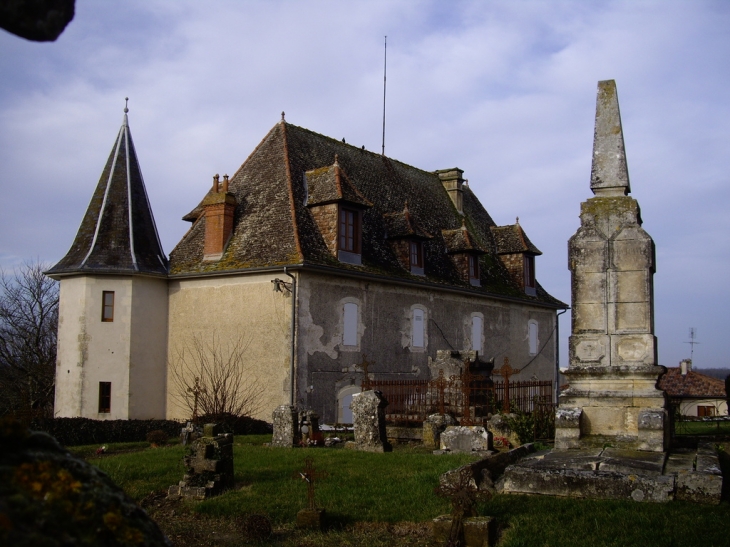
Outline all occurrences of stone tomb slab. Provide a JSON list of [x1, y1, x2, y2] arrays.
[[500, 445, 722, 504], [598, 448, 665, 476]]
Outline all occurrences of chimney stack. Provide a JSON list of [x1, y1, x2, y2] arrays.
[[680, 359, 692, 376], [435, 168, 464, 215], [203, 174, 237, 261]]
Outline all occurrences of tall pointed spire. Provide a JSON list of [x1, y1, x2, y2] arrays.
[[590, 80, 631, 196], [48, 102, 168, 277]]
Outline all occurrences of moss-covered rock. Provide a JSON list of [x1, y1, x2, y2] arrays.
[[0, 418, 169, 547]]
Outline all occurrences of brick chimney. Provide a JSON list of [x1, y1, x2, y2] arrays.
[[435, 168, 464, 215], [203, 174, 237, 261]]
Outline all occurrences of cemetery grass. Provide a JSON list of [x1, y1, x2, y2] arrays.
[[78, 436, 730, 546]]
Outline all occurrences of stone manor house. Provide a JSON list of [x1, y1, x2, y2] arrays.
[[48, 110, 566, 423]]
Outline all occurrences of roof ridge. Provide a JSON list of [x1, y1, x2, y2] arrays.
[[281, 121, 304, 261], [285, 122, 443, 178]]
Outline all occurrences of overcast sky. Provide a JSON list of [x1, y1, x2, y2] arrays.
[[1, 1, 728, 370]]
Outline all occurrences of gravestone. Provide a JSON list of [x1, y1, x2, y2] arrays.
[[556, 79, 668, 452], [272, 404, 300, 447], [168, 423, 234, 500], [349, 390, 392, 452], [440, 425, 493, 454], [422, 413, 456, 449]]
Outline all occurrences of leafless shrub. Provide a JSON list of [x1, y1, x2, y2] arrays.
[[169, 334, 263, 421]]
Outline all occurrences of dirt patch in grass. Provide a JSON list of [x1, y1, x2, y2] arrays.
[[140, 490, 438, 546]]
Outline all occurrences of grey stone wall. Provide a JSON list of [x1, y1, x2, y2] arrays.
[[296, 272, 557, 422]]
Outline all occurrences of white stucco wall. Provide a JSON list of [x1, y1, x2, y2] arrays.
[[129, 276, 169, 419], [679, 399, 728, 417], [166, 272, 292, 422], [54, 275, 169, 420], [55, 276, 132, 419]]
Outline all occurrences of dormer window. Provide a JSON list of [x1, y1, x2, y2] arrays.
[[468, 255, 480, 286], [338, 206, 362, 264], [524, 255, 536, 295], [490, 222, 542, 296], [305, 157, 372, 267], [410, 241, 424, 275]]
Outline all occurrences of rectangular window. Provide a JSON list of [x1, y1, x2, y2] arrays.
[[98, 382, 111, 413], [410, 241, 423, 268], [339, 208, 360, 253], [102, 291, 115, 322], [469, 255, 479, 279], [471, 316, 483, 353], [698, 406, 715, 417], [524, 255, 535, 288], [528, 320, 539, 355], [412, 308, 425, 348], [343, 302, 358, 346]]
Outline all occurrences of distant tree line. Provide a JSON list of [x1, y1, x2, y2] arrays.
[[0, 261, 58, 420]]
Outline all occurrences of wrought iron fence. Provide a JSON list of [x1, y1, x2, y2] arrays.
[[365, 370, 553, 426]]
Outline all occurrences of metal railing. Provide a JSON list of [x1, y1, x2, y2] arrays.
[[365, 369, 553, 425]]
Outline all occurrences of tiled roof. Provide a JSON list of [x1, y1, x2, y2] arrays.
[[168, 121, 566, 307], [658, 368, 727, 398], [442, 221, 486, 254], [305, 158, 373, 208], [48, 113, 168, 277], [383, 203, 432, 240], [491, 223, 542, 255]]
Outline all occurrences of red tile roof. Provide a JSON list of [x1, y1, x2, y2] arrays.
[[658, 367, 726, 398]]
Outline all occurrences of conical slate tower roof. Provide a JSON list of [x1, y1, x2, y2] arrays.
[[48, 105, 168, 277]]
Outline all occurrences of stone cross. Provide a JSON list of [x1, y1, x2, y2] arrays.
[[493, 357, 520, 413], [435, 466, 491, 547], [187, 376, 206, 421], [295, 457, 328, 511]]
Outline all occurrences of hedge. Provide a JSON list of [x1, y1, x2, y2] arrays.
[[28, 415, 272, 447]]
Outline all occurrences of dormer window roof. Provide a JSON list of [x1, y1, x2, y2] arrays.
[[305, 156, 372, 265], [384, 203, 432, 276], [490, 221, 542, 295], [305, 156, 372, 209]]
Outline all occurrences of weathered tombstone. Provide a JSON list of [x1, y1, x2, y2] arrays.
[[428, 349, 477, 379], [349, 390, 392, 452], [423, 413, 456, 449], [168, 423, 234, 500], [440, 425, 493, 454], [272, 404, 300, 447], [556, 79, 668, 452]]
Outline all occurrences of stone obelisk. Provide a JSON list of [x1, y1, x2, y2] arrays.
[[555, 80, 668, 452]]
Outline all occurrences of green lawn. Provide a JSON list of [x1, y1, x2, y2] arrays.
[[77, 435, 730, 546], [674, 419, 730, 436]]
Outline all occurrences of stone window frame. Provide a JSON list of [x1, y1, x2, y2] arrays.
[[101, 291, 115, 322], [528, 319, 539, 356], [98, 381, 111, 413], [340, 297, 362, 351], [470, 312, 484, 354], [410, 304, 428, 352]]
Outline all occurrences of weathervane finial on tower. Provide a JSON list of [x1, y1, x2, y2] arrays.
[[124, 97, 129, 114]]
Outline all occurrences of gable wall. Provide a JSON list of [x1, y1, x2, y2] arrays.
[[166, 272, 292, 422]]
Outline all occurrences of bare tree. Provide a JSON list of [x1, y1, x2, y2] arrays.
[[169, 333, 263, 420], [0, 261, 59, 419]]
